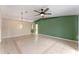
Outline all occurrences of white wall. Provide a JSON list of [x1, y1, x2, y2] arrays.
[[2, 18, 32, 39], [0, 15, 1, 42]]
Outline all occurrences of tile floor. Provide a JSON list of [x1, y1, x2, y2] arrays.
[[0, 34, 78, 54]]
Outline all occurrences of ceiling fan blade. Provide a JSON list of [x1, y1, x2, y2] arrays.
[[35, 14, 40, 16], [45, 13, 52, 15], [34, 10, 40, 13], [44, 8, 49, 12]]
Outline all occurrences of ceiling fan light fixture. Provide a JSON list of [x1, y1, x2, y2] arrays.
[[41, 14, 44, 16], [34, 8, 51, 17]]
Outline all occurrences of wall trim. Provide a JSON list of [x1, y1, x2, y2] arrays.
[[2, 33, 77, 43], [2, 16, 33, 22], [35, 15, 78, 22], [2, 33, 31, 40], [39, 34, 77, 43]]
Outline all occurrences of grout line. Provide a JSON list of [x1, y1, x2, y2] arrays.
[[42, 41, 57, 54], [3, 40, 7, 54], [13, 40, 22, 54]]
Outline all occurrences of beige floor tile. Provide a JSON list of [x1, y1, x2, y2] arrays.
[[2, 39, 20, 54], [0, 34, 78, 54], [15, 35, 56, 54], [44, 41, 77, 54]]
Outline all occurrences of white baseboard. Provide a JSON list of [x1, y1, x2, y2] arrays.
[[1, 33, 77, 43], [39, 34, 77, 43], [2, 34, 31, 39]]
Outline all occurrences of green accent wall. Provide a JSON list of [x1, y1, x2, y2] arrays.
[[35, 15, 78, 41]]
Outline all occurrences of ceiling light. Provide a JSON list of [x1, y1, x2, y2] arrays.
[[41, 14, 44, 17]]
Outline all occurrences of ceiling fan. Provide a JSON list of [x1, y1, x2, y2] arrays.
[[34, 8, 52, 17]]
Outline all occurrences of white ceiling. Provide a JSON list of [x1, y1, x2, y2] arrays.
[[0, 5, 79, 22]]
